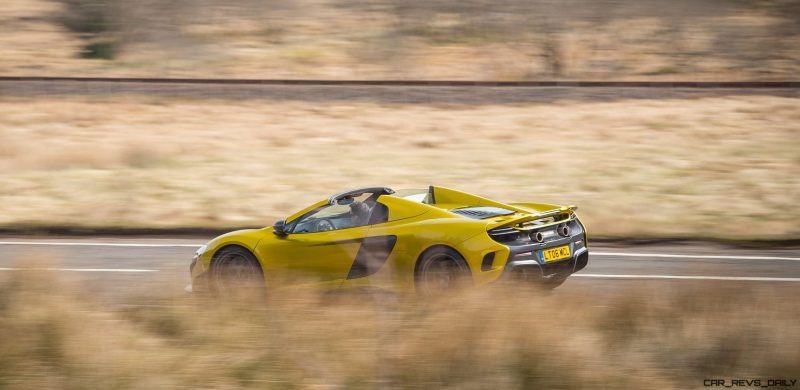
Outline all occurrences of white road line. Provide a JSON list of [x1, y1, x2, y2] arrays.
[[0, 241, 201, 248], [0, 267, 158, 272], [573, 274, 800, 282], [591, 252, 800, 261]]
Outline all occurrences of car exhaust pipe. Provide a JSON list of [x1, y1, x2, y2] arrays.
[[531, 231, 544, 243], [558, 224, 571, 237]]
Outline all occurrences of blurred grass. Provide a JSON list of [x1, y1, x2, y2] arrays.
[[0, 95, 798, 239], [1, 0, 799, 80], [0, 270, 798, 389]]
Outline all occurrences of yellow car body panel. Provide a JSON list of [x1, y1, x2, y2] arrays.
[[256, 225, 370, 285], [190, 186, 589, 294], [190, 227, 266, 279]]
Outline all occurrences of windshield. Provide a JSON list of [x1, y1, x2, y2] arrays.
[[287, 192, 377, 233]]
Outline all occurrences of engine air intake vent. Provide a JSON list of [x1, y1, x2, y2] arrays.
[[450, 206, 515, 220]]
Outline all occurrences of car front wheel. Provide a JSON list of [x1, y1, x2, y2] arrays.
[[210, 246, 264, 297]]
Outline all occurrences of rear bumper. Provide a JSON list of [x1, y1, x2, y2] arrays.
[[502, 236, 589, 282], [504, 248, 588, 282]]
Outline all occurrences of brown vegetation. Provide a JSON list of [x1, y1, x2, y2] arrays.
[[1, 0, 799, 80], [0, 270, 797, 389], [0, 95, 798, 239]]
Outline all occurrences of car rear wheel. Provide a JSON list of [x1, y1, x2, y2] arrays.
[[415, 247, 471, 296], [210, 246, 264, 298]]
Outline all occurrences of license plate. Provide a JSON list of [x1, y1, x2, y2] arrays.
[[540, 245, 571, 263]]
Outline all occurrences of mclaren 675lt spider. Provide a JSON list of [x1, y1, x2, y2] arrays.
[[188, 186, 588, 295]]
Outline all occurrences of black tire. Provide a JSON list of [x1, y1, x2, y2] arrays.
[[210, 246, 265, 297], [414, 246, 471, 296]]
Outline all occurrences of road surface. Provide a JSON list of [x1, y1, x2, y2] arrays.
[[1, 237, 798, 302]]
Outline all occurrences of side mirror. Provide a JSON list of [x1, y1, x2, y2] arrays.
[[273, 219, 288, 236]]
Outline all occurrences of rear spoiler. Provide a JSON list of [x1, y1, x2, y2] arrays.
[[486, 205, 578, 231]]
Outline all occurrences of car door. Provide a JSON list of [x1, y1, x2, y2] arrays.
[[257, 225, 371, 287], [255, 198, 371, 287]]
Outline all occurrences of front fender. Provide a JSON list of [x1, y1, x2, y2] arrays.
[[193, 228, 268, 276]]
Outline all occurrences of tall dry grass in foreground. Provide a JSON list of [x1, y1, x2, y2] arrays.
[[0, 271, 797, 389]]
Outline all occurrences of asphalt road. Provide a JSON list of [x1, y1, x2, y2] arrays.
[[1, 237, 799, 302]]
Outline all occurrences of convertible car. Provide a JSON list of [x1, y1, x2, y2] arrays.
[[188, 186, 588, 295]]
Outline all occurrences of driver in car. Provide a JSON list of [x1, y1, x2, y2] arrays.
[[349, 201, 371, 227]]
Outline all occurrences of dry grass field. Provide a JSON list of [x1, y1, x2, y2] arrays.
[[1, 0, 799, 80], [0, 270, 797, 389], [3, 1, 799, 389], [0, 95, 798, 239]]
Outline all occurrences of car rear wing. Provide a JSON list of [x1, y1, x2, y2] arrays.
[[486, 205, 578, 231]]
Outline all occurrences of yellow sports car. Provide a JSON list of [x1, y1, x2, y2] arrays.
[[188, 186, 588, 295]]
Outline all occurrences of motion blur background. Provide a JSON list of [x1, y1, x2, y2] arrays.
[[0, 0, 799, 239], [0, 0, 799, 389], [3, 0, 800, 79]]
